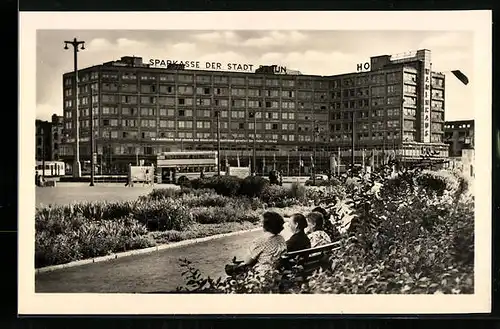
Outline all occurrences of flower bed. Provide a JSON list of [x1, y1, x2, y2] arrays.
[[35, 186, 299, 268]]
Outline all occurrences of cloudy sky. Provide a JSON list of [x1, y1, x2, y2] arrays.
[[36, 30, 474, 121]]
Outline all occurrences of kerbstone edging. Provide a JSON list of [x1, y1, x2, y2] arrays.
[[35, 226, 263, 274]]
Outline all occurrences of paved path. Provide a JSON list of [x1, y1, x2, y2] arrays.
[[35, 224, 294, 293]]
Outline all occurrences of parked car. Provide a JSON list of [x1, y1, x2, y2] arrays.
[[305, 174, 329, 186]]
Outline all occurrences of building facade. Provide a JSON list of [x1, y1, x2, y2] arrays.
[[60, 49, 448, 175], [36, 114, 64, 161], [444, 119, 474, 157], [36, 119, 52, 161]]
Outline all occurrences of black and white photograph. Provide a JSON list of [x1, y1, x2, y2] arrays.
[[20, 11, 491, 314]]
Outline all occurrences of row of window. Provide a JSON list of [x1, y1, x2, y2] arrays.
[[64, 71, 408, 89], [65, 84, 423, 100]]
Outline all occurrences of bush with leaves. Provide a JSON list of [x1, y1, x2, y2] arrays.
[[191, 205, 260, 224], [132, 199, 193, 231], [239, 176, 270, 198], [35, 213, 153, 268], [177, 165, 474, 294], [260, 185, 296, 208], [176, 259, 303, 294]]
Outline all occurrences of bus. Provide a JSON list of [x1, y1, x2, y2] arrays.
[[156, 151, 219, 183], [35, 161, 66, 178]]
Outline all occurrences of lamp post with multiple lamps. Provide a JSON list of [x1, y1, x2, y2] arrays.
[[64, 38, 85, 178], [215, 110, 221, 176], [312, 122, 320, 185], [89, 86, 95, 186]]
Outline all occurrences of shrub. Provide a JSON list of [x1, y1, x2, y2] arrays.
[[132, 199, 193, 231], [35, 214, 153, 268], [200, 176, 243, 197], [191, 206, 260, 224], [289, 181, 306, 202], [260, 185, 295, 207], [177, 176, 191, 188], [179, 192, 232, 208], [239, 176, 270, 198]]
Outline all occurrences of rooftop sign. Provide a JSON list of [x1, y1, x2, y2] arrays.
[[148, 59, 287, 74]]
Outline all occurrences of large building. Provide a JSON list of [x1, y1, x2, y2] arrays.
[[444, 119, 474, 157], [60, 49, 448, 175], [36, 114, 64, 162]]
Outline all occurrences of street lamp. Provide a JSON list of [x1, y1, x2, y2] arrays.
[[215, 110, 221, 176], [312, 123, 319, 185], [351, 110, 356, 177], [249, 111, 257, 175], [64, 37, 85, 178], [89, 86, 95, 186]]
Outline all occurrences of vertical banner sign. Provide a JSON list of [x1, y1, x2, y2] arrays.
[[422, 60, 431, 143]]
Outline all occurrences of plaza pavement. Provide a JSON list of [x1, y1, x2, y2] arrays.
[[35, 222, 294, 293]]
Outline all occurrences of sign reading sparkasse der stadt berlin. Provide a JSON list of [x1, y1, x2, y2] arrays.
[[148, 58, 287, 73]]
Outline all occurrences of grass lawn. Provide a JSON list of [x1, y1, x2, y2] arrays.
[[35, 183, 178, 208]]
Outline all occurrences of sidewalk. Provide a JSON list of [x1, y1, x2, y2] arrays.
[[35, 229, 262, 293]]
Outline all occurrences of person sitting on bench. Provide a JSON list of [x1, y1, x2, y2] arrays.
[[305, 212, 332, 248], [226, 211, 287, 277], [286, 213, 311, 252]]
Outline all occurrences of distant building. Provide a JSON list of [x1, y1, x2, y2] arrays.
[[50, 114, 64, 160], [444, 119, 474, 157], [35, 120, 52, 161], [35, 114, 64, 161], [60, 49, 448, 175]]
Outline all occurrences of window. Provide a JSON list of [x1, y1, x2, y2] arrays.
[[178, 98, 193, 106], [197, 110, 211, 118], [141, 119, 157, 127], [231, 88, 246, 97], [196, 87, 211, 95], [371, 97, 384, 107], [102, 106, 118, 115], [102, 83, 119, 91], [404, 84, 416, 94], [282, 79, 295, 88], [371, 86, 385, 96], [432, 90, 444, 99], [121, 95, 137, 104], [282, 101, 295, 109], [196, 75, 211, 84], [140, 96, 157, 104], [102, 94, 116, 103], [231, 77, 246, 85], [232, 99, 246, 108], [387, 72, 401, 83], [387, 85, 399, 94], [404, 108, 416, 116], [265, 79, 279, 87], [178, 75, 193, 83], [140, 107, 156, 116], [122, 73, 137, 80], [178, 86, 194, 94], [248, 78, 262, 86], [387, 96, 401, 105], [432, 100, 443, 109], [159, 85, 175, 94], [159, 74, 175, 82], [121, 84, 138, 92], [214, 76, 228, 84], [403, 96, 416, 106], [404, 72, 417, 82], [196, 98, 212, 106]]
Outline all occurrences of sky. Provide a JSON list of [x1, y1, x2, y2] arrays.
[[36, 30, 474, 122]]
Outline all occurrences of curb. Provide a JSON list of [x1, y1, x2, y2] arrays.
[[35, 226, 262, 274]]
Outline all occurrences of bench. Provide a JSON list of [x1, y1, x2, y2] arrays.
[[280, 241, 342, 280]]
